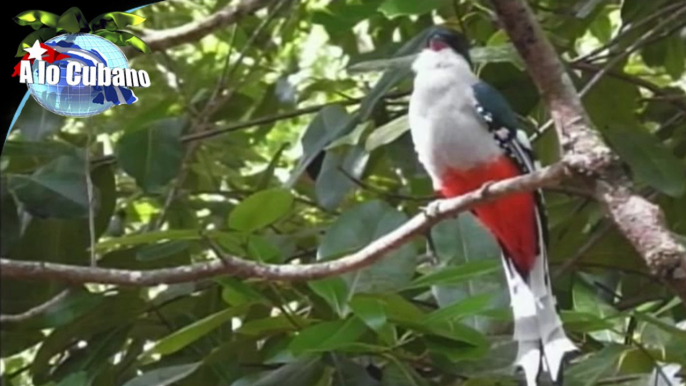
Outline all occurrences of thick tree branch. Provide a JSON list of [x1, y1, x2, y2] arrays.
[[489, 0, 686, 300], [0, 164, 566, 286], [124, 0, 274, 58]]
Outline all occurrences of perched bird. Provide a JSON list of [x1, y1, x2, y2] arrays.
[[408, 26, 577, 385]]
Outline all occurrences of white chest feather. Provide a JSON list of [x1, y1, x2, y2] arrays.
[[409, 50, 503, 188]]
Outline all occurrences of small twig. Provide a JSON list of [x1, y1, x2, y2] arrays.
[[553, 221, 614, 279], [125, 0, 274, 58], [0, 289, 71, 323], [90, 92, 409, 167], [574, 1, 686, 63], [85, 132, 97, 267], [579, 6, 686, 98], [203, 0, 290, 118], [338, 166, 435, 202]]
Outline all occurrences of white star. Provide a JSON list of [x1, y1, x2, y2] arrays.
[[24, 40, 47, 61]]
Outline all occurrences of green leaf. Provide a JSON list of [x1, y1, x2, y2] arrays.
[[326, 122, 370, 149], [289, 318, 368, 354], [359, 27, 433, 120], [665, 36, 686, 80], [12, 98, 65, 141], [331, 356, 381, 386], [14, 10, 59, 29], [379, 0, 449, 17], [566, 345, 627, 386], [423, 292, 497, 323], [633, 313, 686, 341], [122, 363, 200, 386], [381, 358, 429, 386], [7, 154, 92, 219], [308, 277, 350, 317], [349, 296, 388, 332], [1, 187, 20, 257], [604, 125, 686, 197], [89, 12, 146, 31], [365, 115, 409, 151], [93, 30, 152, 54], [2, 164, 114, 317], [238, 314, 307, 337], [16, 28, 58, 57], [312, 1, 381, 32], [228, 188, 294, 232], [584, 77, 639, 129], [116, 118, 185, 193], [573, 282, 623, 342], [319, 200, 417, 293], [0, 330, 43, 357], [233, 357, 325, 386], [21, 287, 103, 329], [31, 291, 146, 384], [147, 305, 247, 357], [246, 234, 282, 262], [56, 371, 88, 386], [286, 105, 355, 186], [257, 143, 289, 190], [429, 215, 506, 332], [348, 46, 520, 74], [95, 229, 202, 252], [315, 145, 370, 210], [216, 277, 267, 307], [57, 7, 89, 33], [136, 240, 190, 261], [1, 140, 77, 173], [407, 260, 500, 289]]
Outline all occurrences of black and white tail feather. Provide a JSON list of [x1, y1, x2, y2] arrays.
[[477, 101, 577, 386]]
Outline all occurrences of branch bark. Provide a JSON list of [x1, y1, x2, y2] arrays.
[[489, 0, 686, 299], [124, 0, 274, 58], [0, 164, 566, 286]]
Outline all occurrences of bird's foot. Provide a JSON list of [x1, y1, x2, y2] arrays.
[[421, 199, 445, 219]]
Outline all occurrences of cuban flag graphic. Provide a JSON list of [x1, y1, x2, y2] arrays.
[[49, 40, 138, 105]]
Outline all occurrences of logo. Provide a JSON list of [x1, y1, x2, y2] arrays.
[[11, 8, 151, 118]]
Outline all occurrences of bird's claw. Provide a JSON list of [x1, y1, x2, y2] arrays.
[[422, 200, 444, 218], [479, 181, 495, 196]]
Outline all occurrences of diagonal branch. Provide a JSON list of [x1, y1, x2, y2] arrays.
[[0, 289, 71, 323], [124, 0, 274, 58], [0, 164, 566, 286], [489, 0, 686, 300]]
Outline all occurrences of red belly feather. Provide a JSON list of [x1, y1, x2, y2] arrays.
[[440, 156, 537, 274]]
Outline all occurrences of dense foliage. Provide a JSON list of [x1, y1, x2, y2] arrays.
[[2, 0, 686, 385]]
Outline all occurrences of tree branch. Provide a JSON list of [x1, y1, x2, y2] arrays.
[[0, 289, 71, 323], [489, 0, 686, 300], [91, 92, 408, 167], [0, 164, 566, 286], [124, 0, 274, 58]]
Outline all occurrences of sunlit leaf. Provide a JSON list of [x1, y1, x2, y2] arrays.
[[228, 188, 294, 232], [13, 10, 59, 30]]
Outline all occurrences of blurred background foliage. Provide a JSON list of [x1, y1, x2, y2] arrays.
[[2, 0, 686, 385]]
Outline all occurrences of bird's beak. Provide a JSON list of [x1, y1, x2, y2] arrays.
[[429, 37, 449, 51]]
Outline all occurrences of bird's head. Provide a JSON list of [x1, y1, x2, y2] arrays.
[[413, 27, 473, 73]]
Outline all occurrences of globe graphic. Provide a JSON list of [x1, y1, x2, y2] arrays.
[[28, 33, 130, 117]]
